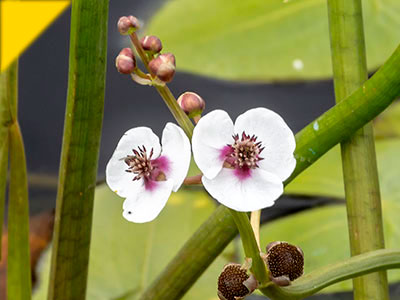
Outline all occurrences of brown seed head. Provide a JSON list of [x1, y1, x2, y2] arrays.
[[217, 263, 257, 300], [117, 15, 140, 35], [140, 35, 163, 54], [115, 48, 136, 74], [177, 92, 205, 117], [266, 241, 304, 282], [148, 53, 176, 82]]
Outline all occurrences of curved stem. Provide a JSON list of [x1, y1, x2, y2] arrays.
[[260, 249, 400, 300], [229, 210, 268, 284]]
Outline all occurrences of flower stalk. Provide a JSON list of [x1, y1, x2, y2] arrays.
[[138, 42, 400, 300], [327, 1, 389, 299], [229, 209, 269, 285], [129, 32, 194, 138]]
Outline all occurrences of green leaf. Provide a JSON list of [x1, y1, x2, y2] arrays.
[[146, 0, 400, 81], [263, 139, 400, 293], [33, 185, 232, 300]]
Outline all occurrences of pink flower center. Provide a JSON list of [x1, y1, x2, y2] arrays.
[[124, 146, 168, 189], [222, 132, 264, 179]]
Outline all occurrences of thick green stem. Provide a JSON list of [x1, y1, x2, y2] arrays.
[[2, 61, 32, 300], [129, 32, 194, 138], [138, 42, 400, 300], [260, 249, 400, 300], [47, 1, 109, 299], [229, 210, 269, 284], [327, 1, 388, 299]]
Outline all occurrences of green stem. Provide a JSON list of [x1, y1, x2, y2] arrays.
[[0, 62, 17, 260], [260, 249, 400, 300], [2, 61, 31, 299], [47, 1, 109, 299], [8, 121, 31, 300], [327, 1, 388, 299], [229, 210, 269, 284], [129, 32, 194, 138], [138, 42, 400, 300]]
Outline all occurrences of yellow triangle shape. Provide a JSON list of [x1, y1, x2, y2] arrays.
[[1, 0, 70, 72]]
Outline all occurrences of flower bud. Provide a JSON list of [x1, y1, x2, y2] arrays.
[[117, 15, 140, 35], [217, 263, 257, 300], [148, 53, 176, 82], [177, 92, 205, 117], [140, 35, 163, 54], [265, 241, 304, 286], [115, 48, 136, 74]]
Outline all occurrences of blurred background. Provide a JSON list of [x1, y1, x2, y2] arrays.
[[11, 0, 400, 299]]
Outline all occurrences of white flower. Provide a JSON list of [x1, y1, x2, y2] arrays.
[[106, 123, 191, 223], [192, 108, 296, 212]]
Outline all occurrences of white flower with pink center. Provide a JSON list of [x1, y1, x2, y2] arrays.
[[106, 123, 191, 223], [192, 108, 296, 212]]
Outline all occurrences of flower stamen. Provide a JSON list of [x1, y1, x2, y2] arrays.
[[225, 131, 264, 170], [124, 146, 155, 181]]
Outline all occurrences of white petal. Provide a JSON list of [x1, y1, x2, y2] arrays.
[[105, 127, 161, 197], [234, 108, 296, 181], [202, 168, 283, 212], [192, 110, 234, 179], [122, 179, 174, 223], [106, 154, 144, 197], [161, 123, 191, 192]]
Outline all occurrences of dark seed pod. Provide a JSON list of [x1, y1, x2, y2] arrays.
[[265, 241, 304, 284], [217, 263, 257, 300]]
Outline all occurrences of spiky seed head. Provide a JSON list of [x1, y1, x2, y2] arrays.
[[265, 241, 304, 283], [217, 263, 257, 300]]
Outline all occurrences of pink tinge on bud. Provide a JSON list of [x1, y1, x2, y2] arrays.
[[117, 15, 140, 35], [177, 92, 205, 117], [140, 35, 163, 54], [148, 53, 176, 83], [116, 48, 136, 74]]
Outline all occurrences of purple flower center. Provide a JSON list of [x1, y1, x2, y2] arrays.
[[124, 146, 169, 190], [221, 131, 264, 179]]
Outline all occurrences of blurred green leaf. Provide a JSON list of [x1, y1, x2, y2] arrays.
[[147, 0, 400, 81], [374, 101, 400, 140], [261, 139, 400, 293], [34, 186, 232, 300]]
